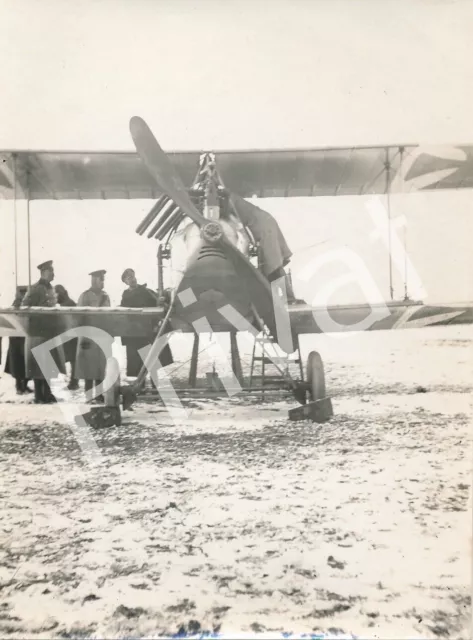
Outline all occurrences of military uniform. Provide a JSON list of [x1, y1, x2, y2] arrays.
[[228, 192, 304, 303], [21, 261, 66, 403], [55, 286, 79, 390], [75, 270, 112, 401], [4, 286, 32, 394], [120, 273, 174, 377]]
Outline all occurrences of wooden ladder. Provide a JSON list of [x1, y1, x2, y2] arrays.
[[249, 329, 304, 399]]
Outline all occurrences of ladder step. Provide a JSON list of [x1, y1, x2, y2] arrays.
[[256, 336, 276, 343], [250, 333, 303, 392], [253, 356, 301, 364]]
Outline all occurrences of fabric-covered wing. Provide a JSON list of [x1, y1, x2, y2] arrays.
[[0, 144, 472, 200]]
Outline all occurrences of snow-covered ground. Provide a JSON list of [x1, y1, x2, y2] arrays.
[[0, 326, 471, 638]]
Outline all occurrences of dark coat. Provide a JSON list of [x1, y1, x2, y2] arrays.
[[4, 338, 26, 379], [229, 193, 292, 279], [57, 294, 77, 363], [75, 288, 112, 380], [120, 284, 173, 377], [21, 279, 66, 380], [121, 284, 159, 309], [4, 290, 27, 380]]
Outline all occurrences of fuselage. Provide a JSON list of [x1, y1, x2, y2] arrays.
[[168, 215, 257, 333]]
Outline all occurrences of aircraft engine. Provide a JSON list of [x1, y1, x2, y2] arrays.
[[167, 215, 250, 291]]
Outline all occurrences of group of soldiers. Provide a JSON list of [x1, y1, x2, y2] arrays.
[[2, 260, 173, 404]]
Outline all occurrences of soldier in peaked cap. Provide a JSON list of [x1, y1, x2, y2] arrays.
[[21, 260, 66, 404], [120, 268, 173, 383], [75, 269, 112, 403], [38, 260, 53, 272]]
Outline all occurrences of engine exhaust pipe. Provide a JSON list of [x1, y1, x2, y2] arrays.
[[136, 195, 170, 235], [147, 201, 179, 239]]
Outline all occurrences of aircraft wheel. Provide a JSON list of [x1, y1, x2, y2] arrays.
[[306, 350, 326, 402], [103, 357, 121, 408]]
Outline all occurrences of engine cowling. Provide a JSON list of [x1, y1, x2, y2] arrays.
[[168, 215, 250, 290]]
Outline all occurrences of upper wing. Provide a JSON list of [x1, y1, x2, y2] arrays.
[[1, 144, 472, 200]]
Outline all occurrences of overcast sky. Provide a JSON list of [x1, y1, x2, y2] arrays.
[[0, 0, 471, 307], [0, 0, 471, 150]]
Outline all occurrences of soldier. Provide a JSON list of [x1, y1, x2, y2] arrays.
[[227, 192, 306, 304], [21, 260, 66, 404], [120, 268, 173, 385], [4, 285, 32, 394], [75, 269, 111, 403], [54, 284, 79, 391]]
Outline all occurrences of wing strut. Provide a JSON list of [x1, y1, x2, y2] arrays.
[[26, 176, 32, 287], [385, 148, 394, 301]]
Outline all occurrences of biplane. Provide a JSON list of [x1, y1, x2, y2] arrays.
[[1, 118, 472, 425]]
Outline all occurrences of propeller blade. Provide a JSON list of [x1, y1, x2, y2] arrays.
[[129, 116, 293, 351], [130, 116, 206, 229], [218, 234, 292, 350]]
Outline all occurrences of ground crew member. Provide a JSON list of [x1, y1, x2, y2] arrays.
[[4, 285, 32, 395], [75, 270, 111, 403], [120, 268, 173, 385], [226, 191, 305, 304], [54, 284, 79, 391], [21, 260, 66, 404]]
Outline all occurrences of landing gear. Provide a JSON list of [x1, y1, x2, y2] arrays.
[[289, 349, 326, 405], [306, 350, 326, 402], [103, 357, 121, 410], [102, 356, 137, 415], [76, 357, 123, 428], [288, 350, 332, 422]]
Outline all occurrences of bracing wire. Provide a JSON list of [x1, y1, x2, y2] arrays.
[[13, 154, 18, 289]]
